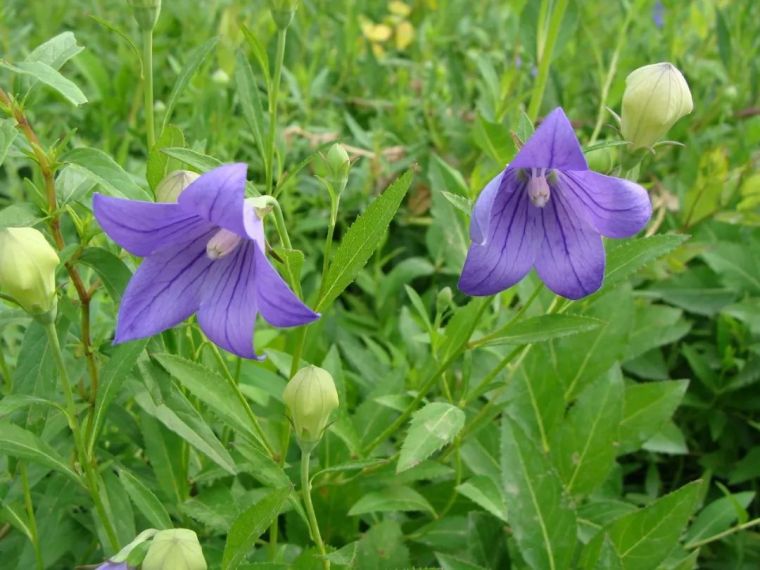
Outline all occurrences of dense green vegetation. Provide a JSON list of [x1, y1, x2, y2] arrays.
[[1, 0, 759, 568]]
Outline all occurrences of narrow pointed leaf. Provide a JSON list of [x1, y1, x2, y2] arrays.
[[398, 402, 465, 472]]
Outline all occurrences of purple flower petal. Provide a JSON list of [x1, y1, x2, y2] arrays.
[[459, 173, 542, 295], [178, 163, 249, 237], [197, 242, 261, 359], [470, 170, 508, 244], [510, 108, 588, 171], [534, 193, 604, 299], [560, 171, 652, 238], [254, 245, 320, 327], [115, 232, 215, 343], [93, 194, 208, 257]]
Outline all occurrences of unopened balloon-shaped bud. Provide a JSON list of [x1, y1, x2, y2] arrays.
[[155, 170, 200, 203], [129, 0, 161, 31], [436, 286, 453, 315], [142, 529, 206, 570], [0, 227, 59, 320], [621, 62, 693, 150], [585, 143, 618, 174], [268, 0, 299, 30], [283, 365, 339, 450], [326, 143, 350, 191]]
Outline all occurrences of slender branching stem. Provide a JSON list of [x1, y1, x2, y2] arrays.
[[266, 29, 288, 194], [20, 463, 43, 570], [209, 344, 277, 460], [0, 88, 99, 408], [44, 323, 119, 551], [142, 29, 156, 150], [527, 0, 570, 121], [301, 449, 330, 569]]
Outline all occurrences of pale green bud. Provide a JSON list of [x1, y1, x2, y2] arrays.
[[621, 62, 693, 150], [142, 529, 206, 570], [0, 227, 59, 317], [155, 170, 200, 203], [326, 143, 350, 178], [283, 365, 339, 448], [436, 286, 453, 315], [268, 0, 299, 30], [585, 144, 617, 173], [129, 0, 161, 31]]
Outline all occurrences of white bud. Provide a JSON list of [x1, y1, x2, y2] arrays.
[[0, 227, 59, 316], [283, 365, 339, 448], [155, 170, 200, 203], [621, 62, 693, 150]]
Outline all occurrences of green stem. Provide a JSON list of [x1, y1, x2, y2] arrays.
[[266, 28, 288, 194], [270, 198, 293, 251], [301, 449, 329, 569], [209, 345, 276, 459], [527, 0, 569, 121], [44, 323, 120, 552], [20, 463, 43, 570], [588, 2, 637, 144], [0, 342, 12, 394], [686, 516, 760, 549], [142, 29, 156, 151]]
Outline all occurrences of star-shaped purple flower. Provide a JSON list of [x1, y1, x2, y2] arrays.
[[94, 163, 319, 358], [459, 107, 652, 300]]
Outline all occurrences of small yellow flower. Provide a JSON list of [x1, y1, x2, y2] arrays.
[[395, 20, 415, 50], [389, 1, 412, 17], [361, 20, 393, 43]]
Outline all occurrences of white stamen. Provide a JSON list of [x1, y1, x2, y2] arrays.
[[527, 168, 551, 208], [206, 229, 243, 260]]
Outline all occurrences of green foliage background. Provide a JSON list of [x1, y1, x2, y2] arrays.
[[1, 0, 759, 568]]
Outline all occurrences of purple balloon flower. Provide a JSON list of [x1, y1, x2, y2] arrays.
[[94, 163, 319, 358], [459, 107, 652, 300]]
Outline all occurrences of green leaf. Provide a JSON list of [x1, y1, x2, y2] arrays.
[[398, 402, 465, 472], [618, 380, 689, 454], [317, 170, 413, 311], [147, 124, 185, 190], [684, 491, 754, 547], [551, 286, 635, 401], [602, 234, 689, 292], [222, 487, 291, 570], [88, 340, 147, 453], [235, 52, 267, 166], [26, 31, 83, 70], [482, 314, 604, 346], [348, 486, 435, 516], [153, 353, 258, 440], [702, 241, 760, 294], [0, 60, 87, 106], [0, 422, 80, 485], [0, 394, 67, 418], [240, 24, 270, 85], [551, 368, 624, 496], [63, 147, 148, 200], [439, 297, 489, 361], [135, 391, 237, 474], [355, 520, 410, 570], [0, 118, 17, 167], [161, 38, 218, 133], [0, 203, 41, 229], [118, 468, 173, 530], [501, 417, 577, 570], [580, 480, 703, 570], [456, 475, 508, 523], [160, 147, 222, 172], [272, 247, 305, 298], [505, 343, 565, 450], [78, 247, 132, 301]]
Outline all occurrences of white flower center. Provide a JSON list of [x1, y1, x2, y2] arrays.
[[206, 229, 242, 260], [527, 168, 551, 208]]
